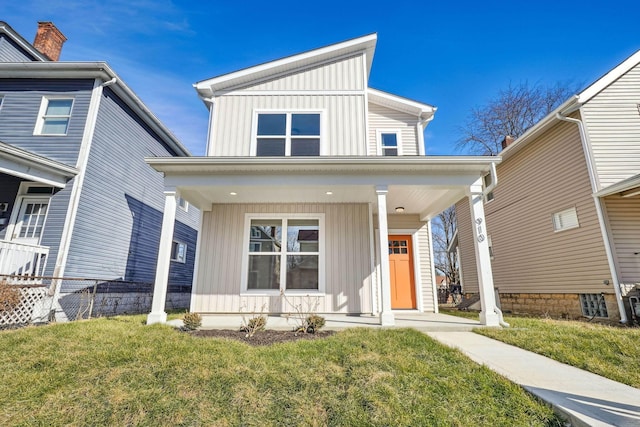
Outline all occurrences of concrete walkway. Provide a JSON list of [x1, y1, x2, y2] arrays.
[[428, 331, 640, 427]]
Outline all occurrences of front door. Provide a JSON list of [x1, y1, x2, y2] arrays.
[[388, 234, 416, 309], [10, 198, 50, 245]]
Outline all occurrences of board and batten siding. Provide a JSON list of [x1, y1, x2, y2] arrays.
[[0, 34, 38, 62], [193, 203, 372, 314], [62, 87, 198, 288], [211, 94, 366, 156], [582, 62, 640, 189], [459, 120, 611, 295], [367, 103, 420, 156], [0, 79, 94, 166], [603, 195, 640, 286], [239, 54, 365, 92]]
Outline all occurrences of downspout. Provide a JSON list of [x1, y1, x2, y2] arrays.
[[416, 114, 434, 156], [556, 112, 628, 323], [199, 95, 216, 156], [480, 161, 509, 327], [101, 77, 117, 87]]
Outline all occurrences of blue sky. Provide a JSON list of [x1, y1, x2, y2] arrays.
[[4, 0, 640, 155]]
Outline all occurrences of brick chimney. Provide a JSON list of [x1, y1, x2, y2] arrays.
[[33, 22, 67, 61], [501, 135, 515, 150]]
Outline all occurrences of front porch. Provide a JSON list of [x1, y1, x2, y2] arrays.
[[146, 156, 503, 327]]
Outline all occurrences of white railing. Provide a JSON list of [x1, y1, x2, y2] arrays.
[[0, 241, 49, 281]]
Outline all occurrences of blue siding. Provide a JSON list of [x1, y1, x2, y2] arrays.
[[0, 173, 22, 239], [63, 87, 198, 290], [41, 184, 72, 277], [0, 34, 38, 62], [0, 79, 93, 166]]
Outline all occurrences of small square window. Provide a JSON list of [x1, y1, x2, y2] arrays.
[[35, 97, 73, 135], [483, 174, 494, 202], [380, 133, 399, 156], [177, 197, 188, 211], [580, 293, 608, 318], [552, 207, 579, 232], [171, 241, 187, 263]]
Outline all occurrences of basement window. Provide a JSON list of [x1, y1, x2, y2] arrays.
[[552, 207, 579, 232], [580, 293, 608, 318]]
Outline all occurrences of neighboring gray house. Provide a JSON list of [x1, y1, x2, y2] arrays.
[[0, 22, 198, 320]]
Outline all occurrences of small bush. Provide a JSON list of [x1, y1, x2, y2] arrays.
[[0, 281, 22, 314], [304, 314, 325, 334], [183, 312, 202, 330], [240, 315, 267, 337]]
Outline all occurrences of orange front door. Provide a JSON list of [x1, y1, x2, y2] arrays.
[[388, 235, 416, 309]]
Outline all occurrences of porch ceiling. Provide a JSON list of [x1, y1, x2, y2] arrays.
[[148, 156, 501, 220]]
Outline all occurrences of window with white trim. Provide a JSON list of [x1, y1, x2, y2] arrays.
[[552, 207, 579, 232], [245, 215, 322, 291], [171, 241, 187, 263], [254, 112, 321, 156], [177, 197, 188, 211], [483, 173, 494, 202], [378, 131, 401, 156], [35, 97, 74, 135]]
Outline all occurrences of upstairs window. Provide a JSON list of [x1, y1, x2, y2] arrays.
[[254, 112, 321, 156], [35, 98, 74, 135], [552, 207, 579, 232], [377, 131, 402, 156]]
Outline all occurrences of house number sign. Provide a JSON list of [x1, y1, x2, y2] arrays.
[[475, 218, 485, 242]]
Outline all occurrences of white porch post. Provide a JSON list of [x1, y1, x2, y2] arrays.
[[376, 185, 395, 326], [147, 188, 177, 325], [467, 179, 499, 326]]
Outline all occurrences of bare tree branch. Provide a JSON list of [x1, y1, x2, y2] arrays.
[[431, 206, 458, 287], [456, 81, 577, 155]]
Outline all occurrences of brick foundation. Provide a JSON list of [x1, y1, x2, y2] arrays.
[[461, 292, 622, 322]]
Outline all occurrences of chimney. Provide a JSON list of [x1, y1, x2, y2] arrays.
[[33, 22, 67, 61], [501, 135, 515, 150]]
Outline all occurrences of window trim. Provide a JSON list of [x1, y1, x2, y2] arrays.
[[376, 129, 403, 156], [34, 96, 75, 136], [170, 240, 188, 263], [241, 212, 325, 295], [250, 109, 326, 156], [552, 207, 579, 232], [483, 173, 494, 203], [177, 196, 189, 212]]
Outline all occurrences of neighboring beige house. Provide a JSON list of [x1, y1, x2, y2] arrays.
[[455, 49, 640, 323], [146, 34, 503, 327]]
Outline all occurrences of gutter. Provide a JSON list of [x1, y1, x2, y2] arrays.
[[556, 112, 628, 323]]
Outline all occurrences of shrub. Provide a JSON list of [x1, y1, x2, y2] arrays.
[[183, 311, 202, 330], [240, 315, 267, 337], [0, 281, 22, 314], [304, 314, 325, 334]]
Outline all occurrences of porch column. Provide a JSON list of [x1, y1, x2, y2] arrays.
[[147, 188, 177, 325], [376, 185, 395, 326], [467, 179, 500, 326]]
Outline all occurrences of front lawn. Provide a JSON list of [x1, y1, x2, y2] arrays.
[[442, 309, 640, 388], [0, 315, 562, 426]]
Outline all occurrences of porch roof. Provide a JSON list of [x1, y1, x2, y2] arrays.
[[147, 156, 501, 220], [0, 141, 78, 187]]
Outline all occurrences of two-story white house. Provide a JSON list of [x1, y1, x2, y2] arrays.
[[146, 34, 503, 327]]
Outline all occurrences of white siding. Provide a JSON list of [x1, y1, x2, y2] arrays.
[[240, 55, 365, 91], [582, 63, 640, 189], [604, 195, 640, 286], [193, 203, 373, 314], [211, 94, 366, 156], [367, 103, 420, 156]]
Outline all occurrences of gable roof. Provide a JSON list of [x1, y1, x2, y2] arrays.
[[0, 21, 49, 62], [194, 33, 377, 96], [0, 62, 190, 157], [500, 48, 640, 160], [368, 88, 436, 120]]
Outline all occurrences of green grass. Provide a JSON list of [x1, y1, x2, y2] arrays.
[[442, 309, 640, 388], [0, 315, 562, 426]]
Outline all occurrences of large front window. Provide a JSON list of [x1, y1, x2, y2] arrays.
[[254, 112, 321, 156], [244, 215, 323, 292]]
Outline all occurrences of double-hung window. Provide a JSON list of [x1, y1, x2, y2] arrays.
[[244, 215, 323, 292], [254, 112, 321, 156], [377, 130, 401, 156], [35, 97, 74, 135]]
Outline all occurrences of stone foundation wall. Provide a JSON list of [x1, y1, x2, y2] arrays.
[[461, 292, 621, 322]]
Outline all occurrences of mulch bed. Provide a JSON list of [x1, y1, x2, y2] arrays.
[[190, 329, 335, 346]]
